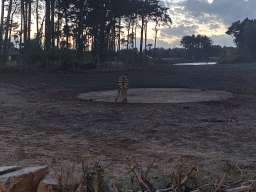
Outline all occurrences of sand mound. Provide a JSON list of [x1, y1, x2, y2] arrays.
[[78, 88, 233, 103]]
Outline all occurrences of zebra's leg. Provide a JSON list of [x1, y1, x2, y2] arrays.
[[121, 90, 125, 103], [123, 88, 128, 103], [115, 89, 120, 102]]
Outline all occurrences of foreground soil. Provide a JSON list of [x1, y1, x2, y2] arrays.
[[1, 63, 256, 184]]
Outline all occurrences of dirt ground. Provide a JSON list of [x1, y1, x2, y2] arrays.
[[1, 63, 256, 185]]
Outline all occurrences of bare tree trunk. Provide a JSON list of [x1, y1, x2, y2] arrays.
[[56, 0, 60, 50], [38, 14, 45, 45], [77, 0, 84, 58], [66, 13, 69, 48], [91, 35, 94, 51], [139, 16, 144, 61], [20, 0, 23, 49], [28, 0, 31, 45], [45, 0, 50, 68], [154, 27, 158, 59], [45, 0, 50, 50], [134, 22, 136, 49], [24, 0, 27, 48], [50, 0, 55, 66], [51, 0, 54, 49], [3, 0, 13, 64], [8, 4, 17, 50], [127, 20, 130, 50], [98, 5, 106, 63], [36, 0, 38, 38], [131, 20, 134, 49], [144, 21, 147, 54], [112, 24, 115, 53], [118, 17, 121, 53], [134, 13, 138, 50], [64, 9, 68, 48], [0, 0, 5, 58]]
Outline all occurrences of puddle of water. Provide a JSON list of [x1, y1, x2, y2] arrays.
[[174, 62, 217, 66]]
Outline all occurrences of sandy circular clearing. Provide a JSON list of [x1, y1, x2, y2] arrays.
[[78, 88, 233, 103]]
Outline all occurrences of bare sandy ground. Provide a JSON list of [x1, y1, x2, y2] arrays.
[[1, 63, 256, 186]]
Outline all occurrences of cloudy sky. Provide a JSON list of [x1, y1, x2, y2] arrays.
[[150, 0, 256, 49]]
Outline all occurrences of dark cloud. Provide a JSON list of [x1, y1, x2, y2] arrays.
[[161, 24, 199, 38], [210, 34, 235, 47], [155, 39, 173, 48], [209, 24, 220, 30], [178, 0, 256, 26]]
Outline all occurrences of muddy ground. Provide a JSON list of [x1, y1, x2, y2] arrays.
[[1, 63, 256, 185]]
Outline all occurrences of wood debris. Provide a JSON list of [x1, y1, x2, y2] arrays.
[[126, 156, 256, 192], [127, 155, 156, 192], [127, 156, 198, 192]]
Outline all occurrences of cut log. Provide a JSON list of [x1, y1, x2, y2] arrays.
[[0, 166, 22, 176], [224, 183, 256, 192], [0, 166, 48, 192], [37, 171, 81, 192]]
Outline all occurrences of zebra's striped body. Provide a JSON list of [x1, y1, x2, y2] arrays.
[[115, 75, 129, 103]]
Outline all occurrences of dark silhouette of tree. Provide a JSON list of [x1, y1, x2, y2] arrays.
[[180, 34, 212, 60], [152, 6, 172, 58], [147, 47, 185, 58], [226, 18, 256, 59], [72, 0, 87, 58], [0, 0, 172, 67], [57, 0, 72, 48], [211, 45, 222, 57]]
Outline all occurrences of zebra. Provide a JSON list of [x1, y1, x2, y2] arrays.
[[115, 75, 129, 103]]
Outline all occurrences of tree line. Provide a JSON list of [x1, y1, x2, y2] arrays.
[[146, 34, 221, 60], [225, 17, 256, 61], [180, 34, 213, 60], [146, 44, 221, 59], [0, 0, 172, 68]]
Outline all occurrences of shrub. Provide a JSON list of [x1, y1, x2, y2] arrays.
[[18, 39, 44, 67], [115, 49, 153, 68], [220, 46, 255, 63]]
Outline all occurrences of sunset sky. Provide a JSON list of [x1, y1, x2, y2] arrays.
[[151, 0, 256, 49], [2, 0, 255, 49]]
